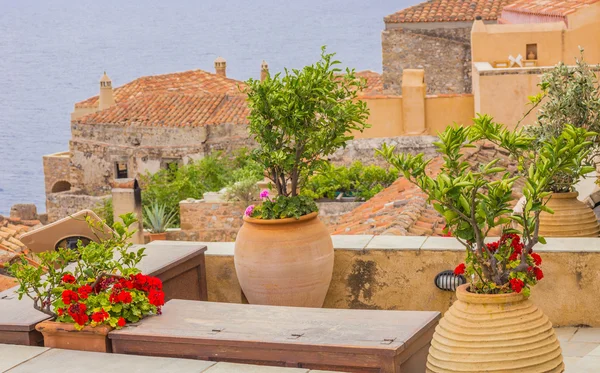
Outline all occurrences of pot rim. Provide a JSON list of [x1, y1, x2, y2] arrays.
[[456, 283, 527, 304], [35, 320, 113, 335], [547, 191, 579, 199], [243, 211, 318, 225]]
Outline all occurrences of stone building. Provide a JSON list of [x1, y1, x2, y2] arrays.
[[382, 0, 513, 94]]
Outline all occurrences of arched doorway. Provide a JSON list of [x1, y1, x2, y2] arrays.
[[51, 180, 71, 193]]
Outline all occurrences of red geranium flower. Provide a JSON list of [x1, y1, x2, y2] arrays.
[[62, 274, 76, 284], [486, 241, 499, 253], [148, 289, 165, 307], [531, 253, 542, 266], [533, 267, 544, 281], [61, 289, 79, 305], [67, 303, 88, 326], [454, 263, 466, 275], [77, 284, 93, 300], [91, 309, 109, 323], [57, 308, 64, 316], [117, 291, 132, 304], [147, 276, 163, 291], [509, 278, 524, 293], [117, 317, 126, 327], [109, 292, 119, 304]]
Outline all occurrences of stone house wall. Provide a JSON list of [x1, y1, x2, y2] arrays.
[[174, 200, 246, 242], [43, 152, 72, 195], [382, 24, 472, 95], [46, 190, 110, 223]]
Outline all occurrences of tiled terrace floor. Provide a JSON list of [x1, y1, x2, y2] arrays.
[[559, 327, 600, 372]]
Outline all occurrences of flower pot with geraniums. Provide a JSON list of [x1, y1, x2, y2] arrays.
[[143, 202, 177, 241], [522, 49, 600, 237], [9, 213, 166, 352], [378, 115, 596, 372], [235, 47, 370, 307]]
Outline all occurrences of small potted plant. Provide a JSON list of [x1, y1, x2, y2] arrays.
[[522, 49, 600, 237], [378, 115, 595, 372], [235, 47, 370, 307], [9, 213, 165, 352], [143, 202, 176, 241]]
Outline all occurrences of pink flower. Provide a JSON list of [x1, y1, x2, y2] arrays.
[[245, 205, 255, 217], [259, 189, 270, 199]]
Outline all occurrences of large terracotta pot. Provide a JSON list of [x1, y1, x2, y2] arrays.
[[36, 320, 113, 352], [426, 284, 564, 373], [148, 232, 167, 242], [538, 191, 599, 237], [234, 212, 334, 307]]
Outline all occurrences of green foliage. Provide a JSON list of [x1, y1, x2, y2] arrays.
[[143, 202, 177, 233], [378, 114, 595, 294], [249, 195, 318, 220], [93, 197, 114, 227], [140, 149, 263, 225], [224, 177, 261, 206], [523, 48, 600, 192], [244, 46, 370, 199], [9, 214, 145, 318], [300, 162, 398, 201]]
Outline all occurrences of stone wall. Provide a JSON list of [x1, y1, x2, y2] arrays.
[[201, 236, 600, 327], [43, 152, 72, 195], [382, 25, 472, 95], [176, 199, 246, 242], [46, 190, 110, 222], [329, 135, 439, 167]]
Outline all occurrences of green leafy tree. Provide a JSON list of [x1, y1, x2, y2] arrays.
[[244, 47, 370, 203], [378, 115, 595, 295]]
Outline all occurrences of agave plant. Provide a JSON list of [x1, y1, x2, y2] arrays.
[[143, 202, 177, 233]]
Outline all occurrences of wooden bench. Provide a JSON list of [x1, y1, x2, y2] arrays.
[[110, 300, 440, 373], [0, 242, 207, 346]]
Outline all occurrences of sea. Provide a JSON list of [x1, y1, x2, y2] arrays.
[[0, 0, 408, 215]]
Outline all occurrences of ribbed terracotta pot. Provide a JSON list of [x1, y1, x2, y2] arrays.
[[148, 232, 167, 242], [234, 212, 334, 307], [36, 320, 113, 352], [538, 192, 599, 237], [426, 284, 564, 373]]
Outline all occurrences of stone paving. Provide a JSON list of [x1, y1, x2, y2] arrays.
[[558, 327, 600, 372]]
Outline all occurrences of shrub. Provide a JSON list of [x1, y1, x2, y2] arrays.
[[93, 197, 114, 227]]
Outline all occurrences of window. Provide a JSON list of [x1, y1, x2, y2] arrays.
[[526, 44, 538, 60], [161, 158, 181, 171], [115, 161, 128, 179]]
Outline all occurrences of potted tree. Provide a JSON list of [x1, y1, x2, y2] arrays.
[[523, 49, 600, 237], [235, 47, 370, 307], [378, 115, 594, 372], [9, 214, 165, 352], [143, 202, 176, 241]]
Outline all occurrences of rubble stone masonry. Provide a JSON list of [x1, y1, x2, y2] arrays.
[[382, 24, 472, 95]]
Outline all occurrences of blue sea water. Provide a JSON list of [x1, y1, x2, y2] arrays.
[[0, 0, 408, 215]]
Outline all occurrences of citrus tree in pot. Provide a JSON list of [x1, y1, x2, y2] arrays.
[[523, 49, 600, 237], [9, 214, 165, 352], [236, 47, 370, 307], [378, 115, 594, 372]]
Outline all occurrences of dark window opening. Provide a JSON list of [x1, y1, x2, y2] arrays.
[[115, 161, 128, 179]]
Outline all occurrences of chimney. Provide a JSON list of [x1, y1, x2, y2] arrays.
[[99, 71, 115, 110], [214, 57, 227, 77], [260, 60, 269, 82]]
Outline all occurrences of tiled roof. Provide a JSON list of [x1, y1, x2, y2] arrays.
[[0, 216, 40, 290], [502, 0, 599, 17], [75, 93, 250, 127], [385, 0, 514, 23], [330, 142, 524, 236], [75, 69, 245, 109], [355, 71, 384, 97]]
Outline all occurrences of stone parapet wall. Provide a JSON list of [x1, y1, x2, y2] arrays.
[[46, 190, 110, 222], [43, 152, 71, 195], [177, 200, 246, 242], [201, 236, 600, 327], [382, 27, 471, 95]]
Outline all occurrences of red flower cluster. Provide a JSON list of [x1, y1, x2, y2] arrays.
[[61, 289, 79, 305], [67, 303, 88, 326], [117, 317, 126, 327], [531, 253, 542, 266], [62, 274, 76, 284], [91, 309, 109, 323], [509, 278, 524, 293], [148, 289, 165, 307], [77, 285, 92, 300], [528, 266, 544, 281], [454, 263, 466, 276]]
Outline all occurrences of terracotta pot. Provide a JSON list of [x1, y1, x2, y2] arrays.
[[538, 191, 599, 237], [35, 320, 113, 352], [234, 212, 334, 307], [426, 284, 564, 373], [148, 232, 167, 241]]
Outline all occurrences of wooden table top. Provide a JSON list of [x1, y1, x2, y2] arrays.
[[0, 243, 206, 332], [110, 300, 440, 356]]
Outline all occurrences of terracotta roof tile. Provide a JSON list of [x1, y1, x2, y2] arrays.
[[0, 216, 40, 276], [75, 69, 245, 109], [502, 0, 599, 17], [329, 143, 524, 236], [0, 274, 17, 292], [355, 70, 384, 97], [75, 93, 250, 128], [385, 0, 515, 23]]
